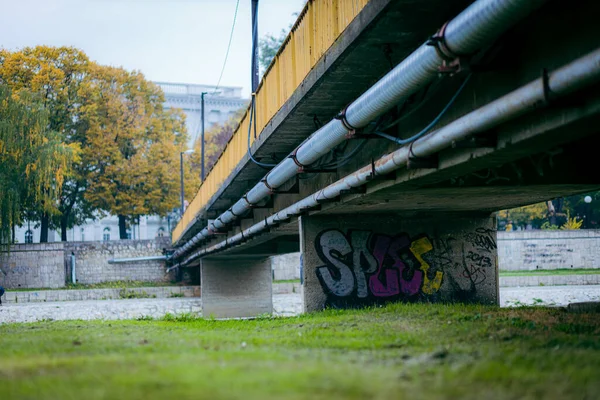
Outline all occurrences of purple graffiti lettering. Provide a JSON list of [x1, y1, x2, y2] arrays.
[[368, 235, 401, 297], [314, 229, 445, 303]]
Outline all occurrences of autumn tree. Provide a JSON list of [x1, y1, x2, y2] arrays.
[[0, 46, 92, 241], [0, 85, 76, 246], [189, 109, 244, 179], [81, 65, 190, 239]]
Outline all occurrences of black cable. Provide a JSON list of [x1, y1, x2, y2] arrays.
[[375, 73, 472, 146], [212, 0, 240, 95]]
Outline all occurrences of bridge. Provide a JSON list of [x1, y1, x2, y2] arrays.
[[170, 0, 600, 318]]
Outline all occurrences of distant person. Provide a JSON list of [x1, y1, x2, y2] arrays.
[[506, 221, 513, 232], [0, 285, 4, 306]]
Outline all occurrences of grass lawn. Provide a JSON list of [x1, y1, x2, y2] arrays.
[[499, 268, 600, 277], [1, 303, 598, 399]]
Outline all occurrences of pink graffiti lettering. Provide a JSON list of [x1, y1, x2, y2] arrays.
[[314, 229, 441, 301]]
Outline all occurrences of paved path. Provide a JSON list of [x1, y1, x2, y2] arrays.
[[500, 285, 600, 307], [2, 287, 599, 324], [0, 298, 202, 324]]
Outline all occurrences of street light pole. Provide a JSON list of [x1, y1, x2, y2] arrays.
[[180, 149, 194, 216], [201, 92, 207, 181], [251, 0, 259, 92]]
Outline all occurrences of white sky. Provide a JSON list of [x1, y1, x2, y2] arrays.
[[0, 0, 305, 97]]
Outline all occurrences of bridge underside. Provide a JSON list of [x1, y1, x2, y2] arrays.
[[179, 0, 600, 316]]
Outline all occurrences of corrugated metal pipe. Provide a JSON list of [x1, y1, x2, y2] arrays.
[[172, 0, 547, 260], [179, 47, 600, 265]]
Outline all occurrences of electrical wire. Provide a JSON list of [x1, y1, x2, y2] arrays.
[[212, 0, 240, 95], [375, 73, 472, 146], [247, 96, 278, 168]]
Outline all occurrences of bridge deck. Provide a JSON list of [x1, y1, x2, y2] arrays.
[[173, 0, 473, 245], [173, 0, 600, 261]]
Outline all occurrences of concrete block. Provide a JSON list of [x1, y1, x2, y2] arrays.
[[201, 257, 272, 318], [300, 214, 498, 312]]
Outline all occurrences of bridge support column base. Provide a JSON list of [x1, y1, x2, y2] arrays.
[[201, 257, 272, 318], [299, 214, 498, 313]]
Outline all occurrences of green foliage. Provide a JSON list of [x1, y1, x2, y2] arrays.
[[1, 46, 190, 242], [0, 84, 75, 245], [258, 31, 287, 76], [118, 289, 156, 299], [541, 221, 559, 230]]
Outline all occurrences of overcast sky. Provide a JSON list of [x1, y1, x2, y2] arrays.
[[0, 0, 305, 97]]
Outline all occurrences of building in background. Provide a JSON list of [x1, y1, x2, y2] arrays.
[[155, 82, 247, 148], [15, 83, 247, 243]]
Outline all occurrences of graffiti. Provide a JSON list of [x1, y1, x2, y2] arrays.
[[314, 229, 443, 303], [465, 251, 492, 268], [523, 242, 572, 265], [464, 228, 497, 252]]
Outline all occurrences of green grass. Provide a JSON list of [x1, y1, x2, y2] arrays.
[[7, 280, 180, 292], [1, 303, 599, 399], [499, 268, 600, 277], [273, 279, 301, 284]]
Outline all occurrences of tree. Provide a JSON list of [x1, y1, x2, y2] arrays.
[[0, 85, 76, 246], [0, 46, 92, 241], [189, 109, 245, 179], [257, 9, 304, 77], [81, 65, 190, 239], [258, 30, 287, 77]]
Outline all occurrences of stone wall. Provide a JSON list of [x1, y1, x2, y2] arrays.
[[498, 230, 600, 271], [66, 238, 171, 284], [0, 243, 65, 289], [0, 238, 172, 289], [3, 285, 200, 304]]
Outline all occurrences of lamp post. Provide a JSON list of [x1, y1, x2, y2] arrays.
[[180, 149, 194, 216], [251, 0, 259, 92], [584, 195, 592, 229], [200, 92, 207, 181]]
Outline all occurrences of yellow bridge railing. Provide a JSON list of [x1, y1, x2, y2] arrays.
[[173, 0, 371, 244]]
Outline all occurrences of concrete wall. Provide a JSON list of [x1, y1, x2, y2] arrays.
[[0, 243, 65, 289], [201, 257, 272, 318], [498, 230, 600, 270], [0, 238, 171, 289], [3, 285, 200, 304], [271, 253, 301, 281], [66, 238, 171, 284], [300, 214, 498, 312]]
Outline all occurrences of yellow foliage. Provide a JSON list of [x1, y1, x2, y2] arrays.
[[560, 211, 583, 230]]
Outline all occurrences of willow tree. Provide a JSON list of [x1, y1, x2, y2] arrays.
[[0, 85, 76, 246], [0, 46, 91, 241], [81, 65, 190, 239]]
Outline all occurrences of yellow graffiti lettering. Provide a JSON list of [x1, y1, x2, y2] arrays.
[[409, 237, 443, 294]]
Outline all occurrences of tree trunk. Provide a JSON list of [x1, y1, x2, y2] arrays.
[[118, 214, 128, 240], [40, 213, 49, 243], [11, 224, 15, 244], [61, 216, 68, 242]]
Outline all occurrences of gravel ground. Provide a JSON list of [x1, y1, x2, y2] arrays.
[[2, 286, 599, 324]]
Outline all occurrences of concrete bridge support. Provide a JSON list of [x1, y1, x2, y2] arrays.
[[300, 214, 498, 312], [201, 257, 272, 318]]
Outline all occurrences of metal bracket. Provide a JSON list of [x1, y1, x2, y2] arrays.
[[340, 185, 367, 195], [426, 21, 470, 76], [366, 158, 396, 181]]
